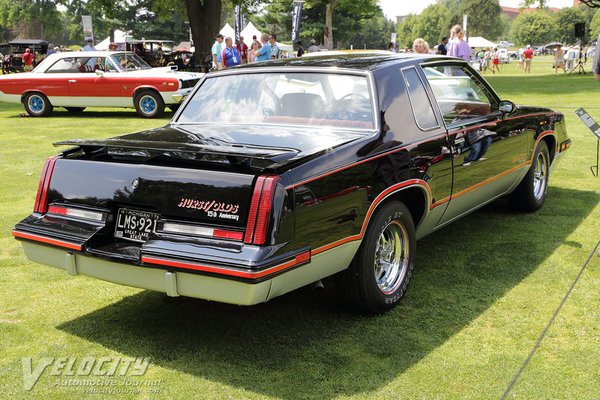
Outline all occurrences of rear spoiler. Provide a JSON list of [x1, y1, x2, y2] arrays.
[[53, 138, 299, 164]]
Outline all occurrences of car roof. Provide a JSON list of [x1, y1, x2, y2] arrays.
[[48, 51, 133, 57], [234, 51, 450, 71]]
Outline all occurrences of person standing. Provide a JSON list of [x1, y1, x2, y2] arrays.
[[295, 40, 305, 57], [491, 48, 500, 74], [437, 37, 448, 55], [22, 48, 35, 71], [221, 37, 241, 69], [447, 25, 471, 62], [307, 39, 320, 53], [236, 36, 248, 64], [593, 33, 600, 81], [523, 44, 534, 73], [412, 38, 429, 54], [269, 34, 280, 59], [211, 34, 224, 70], [254, 33, 271, 62], [83, 39, 96, 51], [554, 47, 565, 74], [248, 40, 261, 63]]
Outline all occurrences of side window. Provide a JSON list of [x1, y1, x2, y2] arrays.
[[423, 65, 497, 125], [46, 57, 80, 73], [402, 67, 438, 130]]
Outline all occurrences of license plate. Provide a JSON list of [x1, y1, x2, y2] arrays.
[[114, 208, 159, 243]]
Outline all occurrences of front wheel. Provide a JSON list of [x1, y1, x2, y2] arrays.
[[509, 141, 549, 212], [24, 92, 53, 117], [338, 201, 416, 313], [134, 90, 165, 118]]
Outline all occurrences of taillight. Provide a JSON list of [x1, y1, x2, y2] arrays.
[[244, 175, 280, 245], [161, 222, 243, 241], [47, 205, 105, 222], [33, 156, 59, 214]]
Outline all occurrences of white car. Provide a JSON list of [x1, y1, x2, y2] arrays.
[[0, 51, 203, 118]]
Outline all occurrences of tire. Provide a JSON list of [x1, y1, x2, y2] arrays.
[[65, 107, 86, 113], [509, 141, 549, 212], [134, 90, 165, 118], [24, 92, 53, 117], [338, 201, 416, 313]]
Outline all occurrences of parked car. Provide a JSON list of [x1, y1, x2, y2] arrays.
[[0, 51, 202, 117], [12, 52, 570, 313], [0, 39, 48, 73], [497, 48, 510, 63]]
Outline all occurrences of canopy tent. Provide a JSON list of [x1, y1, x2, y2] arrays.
[[96, 30, 136, 50], [219, 23, 235, 40], [240, 21, 262, 43], [467, 36, 496, 49], [174, 41, 193, 52]]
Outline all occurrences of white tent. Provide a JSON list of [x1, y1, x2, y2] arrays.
[[468, 36, 496, 49], [219, 23, 235, 40], [96, 30, 135, 50], [240, 21, 262, 43]]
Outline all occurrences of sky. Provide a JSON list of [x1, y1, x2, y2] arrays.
[[378, 0, 575, 20]]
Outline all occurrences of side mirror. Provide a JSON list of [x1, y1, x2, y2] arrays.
[[499, 100, 515, 114], [95, 69, 105, 77]]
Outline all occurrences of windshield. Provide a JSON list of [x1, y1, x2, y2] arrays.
[[109, 52, 152, 71], [176, 72, 374, 130]]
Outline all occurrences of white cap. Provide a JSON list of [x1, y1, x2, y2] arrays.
[[526, 44, 531, 48]]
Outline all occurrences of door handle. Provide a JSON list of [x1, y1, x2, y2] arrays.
[[68, 79, 77, 83]]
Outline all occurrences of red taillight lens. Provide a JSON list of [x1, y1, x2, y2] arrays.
[[33, 156, 59, 214], [244, 175, 280, 245]]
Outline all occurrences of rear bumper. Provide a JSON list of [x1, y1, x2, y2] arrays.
[[21, 241, 272, 305], [19, 239, 360, 305]]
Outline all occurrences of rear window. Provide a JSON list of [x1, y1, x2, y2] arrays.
[[176, 72, 375, 130]]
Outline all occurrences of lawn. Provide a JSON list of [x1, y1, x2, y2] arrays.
[[0, 56, 598, 400]]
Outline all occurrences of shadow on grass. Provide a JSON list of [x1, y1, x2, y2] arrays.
[[58, 187, 598, 399], [4, 109, 174, 120]]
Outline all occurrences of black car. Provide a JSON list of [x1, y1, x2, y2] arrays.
[[12, 52, 570, 313], [0, 39, 48, 73]]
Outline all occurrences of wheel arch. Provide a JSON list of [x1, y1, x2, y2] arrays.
[[535, 130, 556, 163], [20, 90, 48, 104], [364, 182, 430, 235], [132, 86, 161, 101]]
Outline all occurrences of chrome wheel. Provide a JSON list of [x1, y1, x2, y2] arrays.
[[374, 220, 409, 295], [533, 151, 547, 200]]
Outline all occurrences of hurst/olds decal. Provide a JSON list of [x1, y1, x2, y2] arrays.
[[177, 198, 240, 221]]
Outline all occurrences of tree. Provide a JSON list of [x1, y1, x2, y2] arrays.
[[508, 10, 556, 46], [591, 8, 600, 39], [438, 0, 503, 39], [412, 4, 451, 48], [396, 14, 418, 49], [554, 6, 589, 45], [0, 0, 64, 42]]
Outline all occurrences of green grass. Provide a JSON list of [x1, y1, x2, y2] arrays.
[[0, 56, 599, 399]]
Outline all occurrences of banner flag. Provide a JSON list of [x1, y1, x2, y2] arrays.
[[291, 1, 304, 42], [82, 16, 93, 42], [234, 5, 243, 44]]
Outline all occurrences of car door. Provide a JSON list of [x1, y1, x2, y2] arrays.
[[421, 61, 529, 226], [66, 55, 126, 107]]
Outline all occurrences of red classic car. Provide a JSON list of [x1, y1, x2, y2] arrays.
[[0, 51, 202, 118]]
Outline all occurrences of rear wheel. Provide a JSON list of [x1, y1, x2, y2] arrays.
[[134, 90, 164, 118], [509, 141, 549, 212], [24, 92, 53, 117], [338, 201, 416, 313], [65, 107, 86, 113]]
